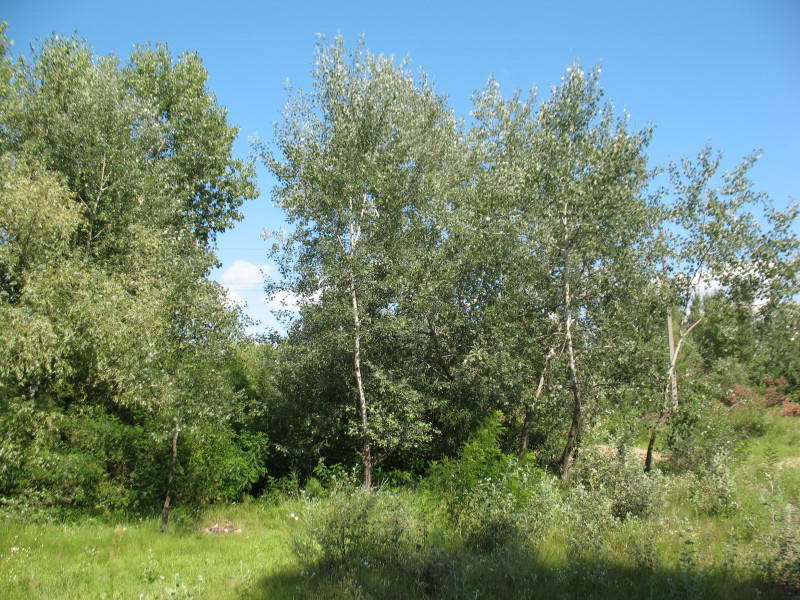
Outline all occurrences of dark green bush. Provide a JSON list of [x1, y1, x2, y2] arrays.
[[179, 425, 268, 504], [664, 396, 739, 475], [0, 400, 268, 515]]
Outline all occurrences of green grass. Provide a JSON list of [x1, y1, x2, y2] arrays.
[[742, 408, 800, 466], [1, 413, 798, 599], [0, 500, 308, 599]]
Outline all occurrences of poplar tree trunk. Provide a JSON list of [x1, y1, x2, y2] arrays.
[[557, 202, 583, 482], [160, 419, 180, 533], [645, 312, 701, 472], [350, 275, 372, 490], [666, 312, 679, 410], [558, 252, 583, 481], [518, 344, 557, 458]]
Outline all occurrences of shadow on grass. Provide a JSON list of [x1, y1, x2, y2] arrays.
[[241, 547, 779, 600]]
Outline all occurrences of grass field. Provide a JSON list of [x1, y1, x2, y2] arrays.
[[1, 411, 798, 599], [0, 498, 313, 599]]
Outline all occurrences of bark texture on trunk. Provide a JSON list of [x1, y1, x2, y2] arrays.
[[344, 202, 372, 490], [160, 419, 180, 533], [644, 408, 667, 473], [350, 275, 371, 490], [558, 274, 583, 481], [667, 312, 678, 410], [557, 202, 583, 482]]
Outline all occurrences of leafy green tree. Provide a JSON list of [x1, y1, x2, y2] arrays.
[[2, 35, 256, 248], [265, 38, 461, 487], [644, 147, 799, 470], [123, 43, 257, 243], [0, 32, 261, 514], [468, 67, 657, 479]]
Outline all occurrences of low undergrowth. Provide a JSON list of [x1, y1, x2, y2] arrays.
[[1, 411, 798, 599], [287, 411, 800, 600]]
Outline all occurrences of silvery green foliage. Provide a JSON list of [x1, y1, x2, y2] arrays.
[[264, 37, 464, 477], [685, 454, 738, 517], [467, 65, 661, 474], [664, 147, 798, 313], [2, 34, 256, 246], [762, 504, 800, 596]]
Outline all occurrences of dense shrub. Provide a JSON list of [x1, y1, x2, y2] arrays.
[[664, 398, 739, 474], [668, 453, 738, 517], [0, 405, 157, 513], [572, 446, 666, 521], [179, 426, 268, 504], [424, 411, 556, 535], [762, 505, 800, 597], [728, 398, 770, 437], [292, 489, 435, 594], [293, 488, 544, 600], [0, 402, 268, 515]]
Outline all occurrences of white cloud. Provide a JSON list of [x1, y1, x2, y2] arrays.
[[220, 260, 268, 289], [264, 289, 322, 312], [224, 288, 246, 308], [264, 290, 303, 312]]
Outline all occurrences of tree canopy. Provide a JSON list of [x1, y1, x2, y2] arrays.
[[0, 27, 797, 508]]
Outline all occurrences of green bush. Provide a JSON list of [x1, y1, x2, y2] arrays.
[[179, 426, 268, 504], [292, 490, 433, 581], [292, 488, 543, 600], [665, 398, 739, 475], [0, 405, 154, 513], [0, 400, 269, 515], [727, 398, 769, 438], [424, 411, 555, 535], [668, 453, 738, 517], [761, 505, 800, 597], [572, 446, 666, 521]]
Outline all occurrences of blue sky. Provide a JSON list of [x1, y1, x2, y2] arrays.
[[5, 0, 799, 334]]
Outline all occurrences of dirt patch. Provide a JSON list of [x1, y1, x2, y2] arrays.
[[203, 521, 242, 535], [595, 444, 663, 465], [777, 457, 800, 470]]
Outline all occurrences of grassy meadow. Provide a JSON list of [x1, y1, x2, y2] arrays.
[[1, 410, 798, 600]]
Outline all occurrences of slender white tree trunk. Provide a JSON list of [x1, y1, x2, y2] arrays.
[[347, 209, 372, 490], [559, 276, 583, 481], [350, 276, 372, 489], [558, 203, 583, 481], [645, 312, 702, 472], [667, 312, 678, 409]]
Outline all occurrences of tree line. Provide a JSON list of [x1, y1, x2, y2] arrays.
[[1, 29, 797, 522], [265, 39, 798, 487]]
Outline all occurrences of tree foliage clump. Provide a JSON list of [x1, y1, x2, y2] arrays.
[[0, 26, 262, 522], [0, 23, 798, 530], [266, 37, 798, 489]]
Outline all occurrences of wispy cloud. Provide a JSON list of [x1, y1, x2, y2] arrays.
[[220, 260, 269, 289], [223, 288, 246, 308], [264, 289, 322, 312]]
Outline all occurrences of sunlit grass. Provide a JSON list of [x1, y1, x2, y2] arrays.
[[1, 413, 798, 599], [0, 499, 307, 599]]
